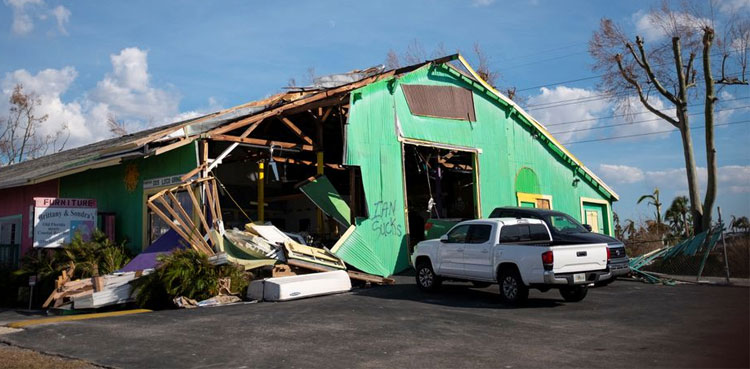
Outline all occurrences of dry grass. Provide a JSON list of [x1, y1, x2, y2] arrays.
[[0, 344, 101, 369]]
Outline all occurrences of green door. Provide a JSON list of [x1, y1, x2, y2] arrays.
[[520, 201, 536, 208], [582, 202, 608, 235]]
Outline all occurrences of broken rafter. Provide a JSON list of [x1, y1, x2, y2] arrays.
[[272, 156, 345, 170], [211, 134, 314, 151], [207, 70, 396, 137], [280, 117, 314, 145]]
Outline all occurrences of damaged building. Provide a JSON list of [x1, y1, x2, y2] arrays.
[[0, 54, 618, 277]]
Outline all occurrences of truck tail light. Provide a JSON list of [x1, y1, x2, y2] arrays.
[[424, 222, 433, 232], [542, 251, 553, 271], [606, 247, 611, 260]]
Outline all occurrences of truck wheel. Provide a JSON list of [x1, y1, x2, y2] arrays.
[[559, 286, 588, 302], [499, 269, 528, 304], [416, 261, 442, 291], [471, 281, 492, 288]]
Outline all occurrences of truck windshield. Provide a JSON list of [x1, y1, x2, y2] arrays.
[[545, 213, 588, 234]]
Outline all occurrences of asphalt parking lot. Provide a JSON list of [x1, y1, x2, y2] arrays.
[[1, 277, 748, 368]]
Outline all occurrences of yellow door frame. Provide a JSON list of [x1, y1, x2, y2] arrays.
[[579, 197, 613, 237]]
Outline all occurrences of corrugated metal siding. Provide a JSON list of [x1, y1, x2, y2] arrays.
[[59, 143, 198, 254], [402, 84, 476, 121], [338, 66, 615, 277], [515, 167, 540, 194]]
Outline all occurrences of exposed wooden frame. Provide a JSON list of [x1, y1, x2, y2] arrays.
[[211, 134, 314, 151], [280, 117, 314, 145], [153, 137, 197, 156], [271, 156, 345, 170]]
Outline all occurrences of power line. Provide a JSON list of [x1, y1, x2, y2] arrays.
[[515, 48, 747, 93], [544, 96, 750, 127], [549, 105, 750, 135], [560, 119, 750, 145], [524, 72, 744, 110]]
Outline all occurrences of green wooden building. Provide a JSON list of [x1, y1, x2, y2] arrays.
[[0, 54, 617, 277]]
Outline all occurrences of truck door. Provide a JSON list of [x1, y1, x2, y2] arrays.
[[438, 224, 470, 277], [463, 224, 494, 280]]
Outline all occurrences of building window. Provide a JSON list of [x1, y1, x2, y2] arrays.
[[402, 84, 476, 121], [147, 190, 193, 245], [0, 215, 22, 268]]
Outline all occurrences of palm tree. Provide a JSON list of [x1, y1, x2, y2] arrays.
[[624, 219, 637, 239], [731, 216, 750, 233], [637, 188, 663, 228], [665, 196, 691, 238]]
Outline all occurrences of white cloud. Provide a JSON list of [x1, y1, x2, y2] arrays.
[[643, 165, 750, 194], [89, 48, 180, 125], [4, 0, 43, 35], [1, 47, 192, 149], [598, 164, 645, 184], [51, 5, 70, 35], [3, 0, 70, 36], [633, 10, 710, 42], [472, 0, 494, 6], [612, 96, 674, 140], [718, 0, 750, 14], [527, 86, 610, 142], [1, 66, 98, 147]]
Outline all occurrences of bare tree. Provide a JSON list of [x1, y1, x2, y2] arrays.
[[589, 2, 748, 233], [0, 84, 69, 166], [107, 114, 128, 136]]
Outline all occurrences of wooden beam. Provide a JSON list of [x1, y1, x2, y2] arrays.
[[153, 137, 196, 156], [280, 117, 314, 145], [211, 134, 314, 151], [208, 71, 395, 136], [320, 107, 333, 122], [147, 200, 201, 254], [181, 163, 206, 182], [272, 156, 345, 170]]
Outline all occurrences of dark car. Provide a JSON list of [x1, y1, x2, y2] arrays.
[[489, 207, 629, 285]]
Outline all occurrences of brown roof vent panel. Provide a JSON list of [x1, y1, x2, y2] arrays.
[[402, 84, 476, 121]]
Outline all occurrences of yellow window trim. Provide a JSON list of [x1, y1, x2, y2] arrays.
[[579, 197, 613, 237], [516, 192, 553, 209]]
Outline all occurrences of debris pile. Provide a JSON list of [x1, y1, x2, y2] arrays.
[[629, 227, 724, 284], [43, 176, 393, 311]]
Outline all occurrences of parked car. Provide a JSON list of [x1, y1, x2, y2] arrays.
[[488, 207, 629, 285], [411, 218, 611, 304]]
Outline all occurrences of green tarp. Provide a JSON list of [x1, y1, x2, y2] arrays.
[[299, 176, 351, 227]]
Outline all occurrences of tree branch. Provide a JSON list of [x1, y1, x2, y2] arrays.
[[635, 36, 679, 104], [616, 55, 680, 127]]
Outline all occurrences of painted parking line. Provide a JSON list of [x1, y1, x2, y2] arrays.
[[6, 309, 152, 329]]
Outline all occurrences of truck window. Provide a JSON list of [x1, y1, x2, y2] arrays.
[[499, 224, 528, 243], [446, 225, 470, 243], [467, 224, 492, 244], [528, 224, 551, 242]]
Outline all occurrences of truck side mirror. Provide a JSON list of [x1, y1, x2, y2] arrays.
[[440, 234, 448, 243], [583, 224, 592, 232]]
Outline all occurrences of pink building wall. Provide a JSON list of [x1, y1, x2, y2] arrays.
[[0, 180, 59, 257]]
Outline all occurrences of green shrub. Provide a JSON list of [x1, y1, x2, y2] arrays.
[[9, 230, 132, 308], [132, 249, 249, 310]]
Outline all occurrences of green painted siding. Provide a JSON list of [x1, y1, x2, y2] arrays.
[[59, 143, 198, 253], [515, 167, 540, 194], [337, 64, 615, 276]]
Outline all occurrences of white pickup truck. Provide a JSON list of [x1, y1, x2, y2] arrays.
[[411, 218, 612, 304]]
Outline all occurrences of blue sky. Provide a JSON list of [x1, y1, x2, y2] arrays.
[[1, 0, 748, 224]]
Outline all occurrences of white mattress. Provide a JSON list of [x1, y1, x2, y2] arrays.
[[247, 270, 351, 302]]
